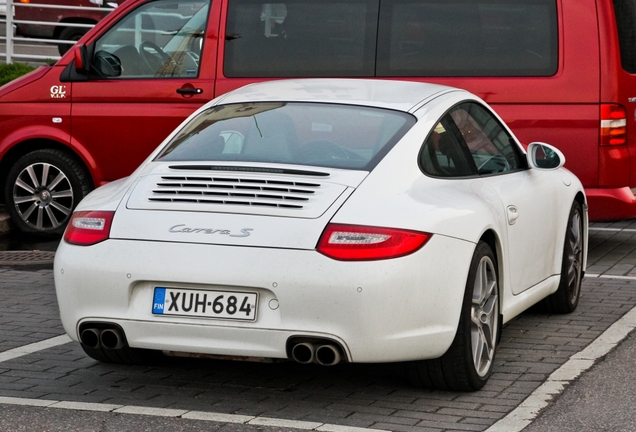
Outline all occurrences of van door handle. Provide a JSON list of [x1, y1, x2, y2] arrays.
[[176, 87, 203, 95]]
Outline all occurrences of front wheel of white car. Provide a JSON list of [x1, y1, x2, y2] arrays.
[[541, 201, 584, 314], [407, 241, 500, 391]]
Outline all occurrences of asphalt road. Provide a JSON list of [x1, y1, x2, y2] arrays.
[[524, 330, 636, 432], [0, 221, 636, 432]]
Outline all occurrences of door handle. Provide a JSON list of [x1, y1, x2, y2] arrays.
[[507, 205, 519, 225], [176, 87, 203, 95]]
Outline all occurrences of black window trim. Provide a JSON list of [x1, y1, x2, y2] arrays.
[[417, 100, 529, 180]]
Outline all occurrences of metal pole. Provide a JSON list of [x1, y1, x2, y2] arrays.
[[6, 0, 12, 63]]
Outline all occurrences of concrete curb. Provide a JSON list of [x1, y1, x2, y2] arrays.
[[0, 205, 13, 236]]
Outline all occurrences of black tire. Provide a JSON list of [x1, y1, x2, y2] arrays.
[[57, 26, 89, 56], [3, 149, 92, 235], [81, 344, 159, 365], [541, 201, 584, 313], [407, 242, 500, 391]]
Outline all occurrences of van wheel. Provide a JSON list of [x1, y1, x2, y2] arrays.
[[58, 27, 89, 56], [3, 149, 91, 235], [406, 242, 499, 391]]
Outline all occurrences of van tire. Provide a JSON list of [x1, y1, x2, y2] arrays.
[[3, 149, 91, 235], [58, 27, 89, 56]]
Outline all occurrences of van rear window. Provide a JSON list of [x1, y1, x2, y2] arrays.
[[613, 0, 636, 74], [224, 0, 558, 78]]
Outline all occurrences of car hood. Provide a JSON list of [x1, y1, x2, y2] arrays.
[[109, 163, 368, 249]]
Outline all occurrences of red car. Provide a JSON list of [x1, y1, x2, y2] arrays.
[[0, 0, 634, 234], [14, 0, 126, 55]]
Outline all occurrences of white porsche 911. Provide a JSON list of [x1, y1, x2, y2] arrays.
[[54, 79, 587, 391]]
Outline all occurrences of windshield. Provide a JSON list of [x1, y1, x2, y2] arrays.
[[157, 102, 415, 170]]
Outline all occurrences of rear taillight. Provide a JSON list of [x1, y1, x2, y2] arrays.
[[64, 211, 114, 246], [317, 224, 431, 261], [600, 104, 627, 146]]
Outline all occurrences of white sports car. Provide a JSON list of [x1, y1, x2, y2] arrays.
[[54, 79, 587, 391]]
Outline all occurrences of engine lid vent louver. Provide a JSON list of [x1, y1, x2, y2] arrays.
[[149, 175, 322, 209]]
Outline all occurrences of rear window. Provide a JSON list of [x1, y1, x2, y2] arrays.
[[157, 103, 415, 170], [224, 0, 558, 78], [613, 0, 636, 74]]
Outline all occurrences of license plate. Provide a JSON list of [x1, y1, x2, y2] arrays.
[[152, 287, 258, 321]]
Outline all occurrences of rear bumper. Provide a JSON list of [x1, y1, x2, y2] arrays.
[[54, 235, 475, 363], [586, 187, 636, 221]]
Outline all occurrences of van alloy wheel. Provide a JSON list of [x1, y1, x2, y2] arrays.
[[4, 149, 91, 235], [12, 162, 74, 231]]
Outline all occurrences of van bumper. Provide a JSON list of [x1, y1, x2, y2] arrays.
[[586, 187, 636, 221]]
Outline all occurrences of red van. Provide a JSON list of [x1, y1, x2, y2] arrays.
[[14, 0, 126, 55], [0, 0, 634, 234]]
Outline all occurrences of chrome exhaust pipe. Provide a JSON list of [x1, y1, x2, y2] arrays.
[[291, 342, 315, 364], [99, 328, 126, 350], [80, 328, 102, 349], [315, 344, 342, 366]]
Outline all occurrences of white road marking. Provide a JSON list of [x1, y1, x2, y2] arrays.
[[585, 273, 636, 281], [0, 335, 71, 363], [588, 227, 636, 232], [0, 396, 391, 431], [248, 418, 323, 429], [485, 304, 636, 432]]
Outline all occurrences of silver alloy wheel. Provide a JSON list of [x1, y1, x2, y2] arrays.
[[470, 255, 499, 377], [12, 162, 74, 231], [566, 209, 583, 303]]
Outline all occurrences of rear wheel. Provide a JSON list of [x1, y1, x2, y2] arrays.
[[3, 149, 91, 235], [541, 201, 584, 313], [407, 241, 499, 391], [57, 26, 89, 56]]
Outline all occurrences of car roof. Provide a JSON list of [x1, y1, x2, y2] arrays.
[[216, 79, 462, 113]]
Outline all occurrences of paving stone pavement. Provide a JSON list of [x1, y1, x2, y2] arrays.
[[0, 226, 635, 432]]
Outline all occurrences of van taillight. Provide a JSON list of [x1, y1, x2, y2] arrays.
[[600, 104, 627, 146], [317, 224, 431, 261], [64, 211, 114, 246]]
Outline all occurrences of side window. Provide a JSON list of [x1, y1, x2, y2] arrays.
[[376, 0, 558, 77], [91, 0, 210, 79], [450, 103, 526, 175], [420, 115, 477, 178], [613, 0, 636, 73], [224, 0, 378, 77]]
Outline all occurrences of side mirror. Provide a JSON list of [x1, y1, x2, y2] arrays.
[[73, 44, 88, 72], [527, 142, 565, 170]]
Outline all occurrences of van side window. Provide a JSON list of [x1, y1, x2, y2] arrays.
[[376, 0, 558, 77], [91, 0, 210, 79], [449, 103, 526, 175], [420, 116, 477, 178], [224, 0, 378, 77], [613, 0, 636, 74]]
